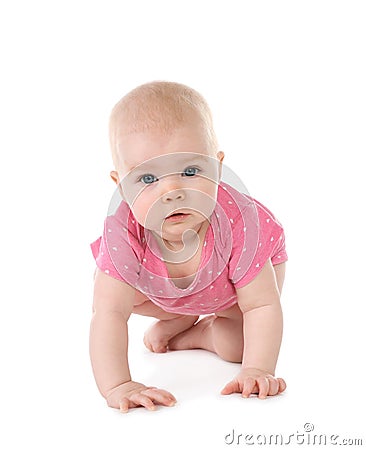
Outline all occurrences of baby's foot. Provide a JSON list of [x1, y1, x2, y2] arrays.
[[143, 321, 170, 353], [144, 316, 198, 353], [168, 315, 215, 352]]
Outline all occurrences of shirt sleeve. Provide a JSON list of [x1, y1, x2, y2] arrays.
[[228, 197, 286, 289], [90, 206, 142, 287]]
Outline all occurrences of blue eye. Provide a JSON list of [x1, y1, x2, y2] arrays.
[[140, 174, 158, 184], [183, 166, 200, 177]]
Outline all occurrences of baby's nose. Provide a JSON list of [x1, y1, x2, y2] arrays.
[[161, 188, 185, 203]]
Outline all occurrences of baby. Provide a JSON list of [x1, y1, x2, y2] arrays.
[[90, 81, 288, 412]]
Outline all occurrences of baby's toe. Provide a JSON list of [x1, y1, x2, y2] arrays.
[[153, 343, 168, 353], [143, 335, 154, 352]]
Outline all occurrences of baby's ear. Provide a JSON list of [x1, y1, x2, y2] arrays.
[[217, 151, 225, 179], [110, 170, 126, 201], [217, 151, 225, 163], [110, 170, 119, 184]]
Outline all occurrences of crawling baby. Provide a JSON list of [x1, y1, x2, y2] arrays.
[[90, 81, 287, 412]]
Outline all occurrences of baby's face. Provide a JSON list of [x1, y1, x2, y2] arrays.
[[113, 125, 223, 241]]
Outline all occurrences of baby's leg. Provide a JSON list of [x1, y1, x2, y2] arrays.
[[132, 291, 199, 353], [169, 262, 286, 362], [168, 304, 243, 362]]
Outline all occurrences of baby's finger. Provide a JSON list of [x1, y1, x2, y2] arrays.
[[268, 377, 279, 396], [258, 377, 270, 399], [130, 393, 156, 411], [242, 377, 256, 398], [221, 379, 240, 395], [119, 398, 130, 413], [142, 388, 177, 406], [278, 378, 287, 393]]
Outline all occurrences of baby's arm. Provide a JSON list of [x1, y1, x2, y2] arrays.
[[89, 269, 176, 412], [221, 260, 286, 398]]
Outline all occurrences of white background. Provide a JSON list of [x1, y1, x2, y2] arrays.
[[1, 1, 365, 448]]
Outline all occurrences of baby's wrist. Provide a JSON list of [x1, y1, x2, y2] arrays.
[[104, 379, 134, 399], [240, 366, 275, 377]]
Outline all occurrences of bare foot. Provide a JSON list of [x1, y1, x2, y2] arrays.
[[144, 315, 198, 353], [168, 315, 216, 353]]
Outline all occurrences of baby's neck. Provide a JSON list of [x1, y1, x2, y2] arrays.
[[152, 220, 210, 264]]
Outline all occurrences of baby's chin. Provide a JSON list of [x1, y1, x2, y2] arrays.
[[143, 215, 207, 235]]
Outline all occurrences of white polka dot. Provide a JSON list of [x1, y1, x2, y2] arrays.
[[210, 285, 214, 290], [104, 269, 110, 274], [112, 247, 118, 251], [255, 263, 260, 268], [149, 275, 154, 279], [228, 201, 233, 204], [158, 290, 163, 294], [204, 241, 207, 247], [224, 284, 228, 289], [131, 219, 135, 224], [108, 228, 112, 233], [208, 270, 212, 274], [198, 294, 203, 298], [199, 303, 205, 306], [243, 247, 247, 252], [223, 186, 227, 190], [279, 235, 283, 240], [143, 258, 147, 263], [259, 242, 262, 247], [230, 218, 234, 223], [101, 251, 104, 256], [266, 218, 270, 223], [277, 255, 282, 258], [216, 213, 220, 218], [144, 286, 148, 290], [236, 267, 241, 271], [217, 271, 221, 275], [189, 286, 194, 290], [122, 227, 127, 232], [142, 237, 145, 243], [244, 227, 247, 232], [124, 265, 129, 269], [214, 298, 218, 302], [270, 236, 274, 242]]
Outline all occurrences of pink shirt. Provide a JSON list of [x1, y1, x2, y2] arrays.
[[90, 181, 287, 315]]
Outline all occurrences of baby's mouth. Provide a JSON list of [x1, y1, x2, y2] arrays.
[[165, 211, 191, 222]]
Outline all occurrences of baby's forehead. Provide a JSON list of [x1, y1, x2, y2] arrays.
[[131, 152, 210, 169]]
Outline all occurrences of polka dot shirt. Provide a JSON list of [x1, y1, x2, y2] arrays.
[[90, 182, 287, 315]]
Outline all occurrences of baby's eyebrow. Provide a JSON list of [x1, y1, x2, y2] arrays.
[[131, 155, 209, 174], [128, 161, 159, 173]]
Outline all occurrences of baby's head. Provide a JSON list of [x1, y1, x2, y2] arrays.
[[109, 81, 220, 171], [108, 81, 224, 241]]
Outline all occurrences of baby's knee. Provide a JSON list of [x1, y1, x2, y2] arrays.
[[219, 343, 243, 363], [213, 321, 243, 363]]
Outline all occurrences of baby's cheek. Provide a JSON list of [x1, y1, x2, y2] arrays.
[[189, 184, 217, 217], [132, 196, 160, 228], [128, 196, 146, 223]]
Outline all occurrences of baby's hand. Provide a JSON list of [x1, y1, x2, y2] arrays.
[[106, 380, 177, 413], [221, 368, 286, 399]]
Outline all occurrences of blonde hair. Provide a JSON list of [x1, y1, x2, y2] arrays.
[[109, 81, 218, 169]]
